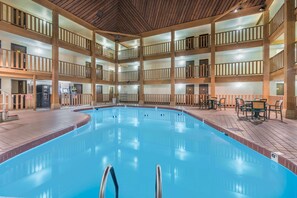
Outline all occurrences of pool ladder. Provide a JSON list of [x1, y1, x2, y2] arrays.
[[98, 164, 162, 198]]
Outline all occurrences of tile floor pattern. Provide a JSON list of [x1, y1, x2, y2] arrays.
[[184, 107, 297, 166], [0, 108, 89, 158], [0, 105, 297, 170]]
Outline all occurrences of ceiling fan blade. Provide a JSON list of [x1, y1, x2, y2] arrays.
[[95, 29, 140, 38]]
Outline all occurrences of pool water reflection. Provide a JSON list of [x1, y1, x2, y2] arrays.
[[0, 107, 296, 198]]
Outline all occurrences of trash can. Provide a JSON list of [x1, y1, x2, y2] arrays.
[[112, 97, 117, 104]]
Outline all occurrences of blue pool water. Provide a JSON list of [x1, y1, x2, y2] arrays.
[[0, 107, 297, 198]]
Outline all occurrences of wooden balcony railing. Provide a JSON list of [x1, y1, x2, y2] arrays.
[[144, 68, 170, 80], [216, 94, 263, 107], [119, 94, 138, 102], [144, 94, 170, 104], [0, 48, 52, 72], [215, 26, 263, 46], [269, 5, 284, 36], [95, 43, 115, 60], [118, 71, 139, 82], [60, 94, 92, 106], [175, 94, 210, 106], [118, 48, 139, 60], [59, 61, 91, 78], [59, 27, 91, 51], [96, 94, 111, 102], [0, 2, 52, 37], [175, 65, 210, 79], [215, 60, 263, 76], [96, 69, 115, 82], [0, 94, 34, 110], [270, 51, 284, 73], [143, 42, 171, 56], [175, 34, 210, 51], [103, 47, 115, 60]]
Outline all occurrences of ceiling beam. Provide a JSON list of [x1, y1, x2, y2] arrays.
[[120, 5, 263, 42], [32, 0, 115, 42], [214, 0, 248, 22], [95, 29, 140, 38]]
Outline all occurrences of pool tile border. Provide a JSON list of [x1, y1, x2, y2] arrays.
[[1, 105, 297, 176], [0, 114, 90, 164]]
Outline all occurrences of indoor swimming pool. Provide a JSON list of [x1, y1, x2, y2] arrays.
[[0, 107, 296, 198]]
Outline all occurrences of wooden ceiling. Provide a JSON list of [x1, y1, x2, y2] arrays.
[[49, 0, 265, 35]]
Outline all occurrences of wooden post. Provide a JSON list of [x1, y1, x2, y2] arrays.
[[139, 38, 144, 105], [91, 30, 96, 106], [33, 75, 36, 111], [262, 11, 270, 101], [283, 0, 297, 118], [51, 10, 60, 109], [114, 42, 119, 100], [210, 22, 216, 97], [170, 30, 176, 106]]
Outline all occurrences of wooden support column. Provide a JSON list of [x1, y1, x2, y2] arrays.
[[210, 23, 216, 97], [262, 11, 270, 101], [139, 38, 144, 105], [114, 42, 119, 101], [33, 75, 36, 111], [51, 10, 60, 109], [91, 31, 96, 106], [170, 30, 176, 106], [283, 0, 297, 118]]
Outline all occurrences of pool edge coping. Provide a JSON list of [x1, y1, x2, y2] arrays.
[[1, 105, 296, 176], [0, 112, 90, 164]]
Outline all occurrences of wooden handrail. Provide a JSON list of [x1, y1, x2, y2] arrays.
[[215, 25, 263, 45], [144, 94, 171, 104], [0, 48, 52, 72], [118, 47, 139, 60], [119, 94, 139, 102], [0, 2, 52, 37], [175, 34, 210, 51], [144, 68, 170, 80], [143, 42, 171, 56], [60, 94, 92, 106], [59, 27, 91, 51], [118, 71, 139, 82], [175, 65, 210, 79], [269, 5, 284, 36], [59, 61, 91, 78], [215, 60, 263, 76], [270, 50, 284, 73]]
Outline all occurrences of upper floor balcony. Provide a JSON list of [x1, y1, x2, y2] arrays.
[[215, 25, 263, 46], [175, 34, 210, 52], [95, 43, 115, 61], [270, 50, 284, 73], [0, 2, 52, 38], [118, 47, 139, 61], [0, 48, 52, 74], [269, 4, 284, 37], [215, 60, 263, 77]]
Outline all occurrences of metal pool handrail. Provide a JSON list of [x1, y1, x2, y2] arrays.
[[155, 164, 162, 198], [99, 165, 119, 198]]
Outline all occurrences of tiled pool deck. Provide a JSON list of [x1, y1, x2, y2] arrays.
[[0, 105, 297, 174]]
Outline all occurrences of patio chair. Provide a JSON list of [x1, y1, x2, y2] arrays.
[[251, 101, 267, 121], [260, 98, 267, 102], [216, 98, 226, 110], [235, 98, 240, 112], [268, 100, 283, 121], [237, 98, 251, 118]]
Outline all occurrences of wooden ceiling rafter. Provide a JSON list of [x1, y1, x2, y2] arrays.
[[41, 0, 265, 40]]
